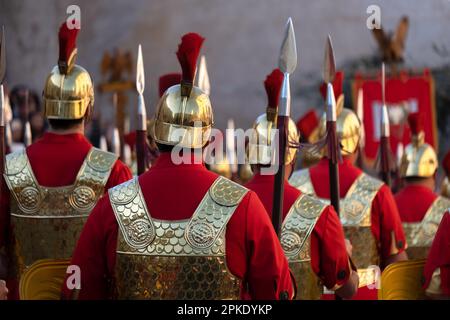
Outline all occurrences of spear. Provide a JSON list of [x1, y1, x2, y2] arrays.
[[1, 27, 6, 185], [323, 35, 340, 216], [135, 44, 147, 175], [197, 55, 210, 96], [0, 26, 6, 199], [226, 118, 238, 179], [356, 88, 365, 169], [271, 18, 297, 237], [378, 63, 393, 187], [111, 127, 121, 157]]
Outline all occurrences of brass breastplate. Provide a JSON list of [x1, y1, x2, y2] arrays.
[[110, 176, 248, 300], [403, 196, 450, 260], [4, 148, 118, 279], [290, 169, 383, 287], [281, 194, 326, 300]]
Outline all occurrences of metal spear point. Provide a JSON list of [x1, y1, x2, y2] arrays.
[[136, 44, 148, 175], [271, 17, 297, 238], [380, 62, 390, 138], [323, 34, 341, 217], [379, 62, 392, 187], [197, 55, 210, 96], [278, 17, 297, 117], [323, 35, 335, 85], [357, 88, 365, 147], [136, 44, 146, 131]]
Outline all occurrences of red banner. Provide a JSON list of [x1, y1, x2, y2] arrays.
[[352, 70, 437, 163]]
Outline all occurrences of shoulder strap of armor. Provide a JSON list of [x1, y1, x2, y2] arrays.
[[281, 193, 327, 262], [340, 172, 383, 226], [289, 169, 316, 196], [185, 176, 248, 249], [110, 177, 155, 249], [74, 147, 118, 190], [421, 196, 450, 236], [4, 149, 44, 214]]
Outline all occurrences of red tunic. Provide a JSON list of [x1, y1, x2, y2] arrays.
[[0, 132, 132, 299], [308, 158, 406, 299], [424, 212, 450, 296], [245, 173, 352, 291], [395, 185, 438, 222], [62, 152, 293, 300]]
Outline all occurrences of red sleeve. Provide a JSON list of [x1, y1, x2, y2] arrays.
[[371, 185, 407, 260], [241, 192, 293, 300], [310, 205, 352, 289], [424, 212, 450, 296], [62, 195, 118, 300], [104, 160, 133, 191]]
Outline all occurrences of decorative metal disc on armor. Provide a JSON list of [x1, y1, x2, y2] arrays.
[[18, 186, 42, 213], [185, 222, 216, 249], [127, 218, 156, 248], [69, 186, 96, 211], [280, 230, 302, 256]]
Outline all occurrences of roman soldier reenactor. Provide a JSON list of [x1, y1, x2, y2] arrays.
[[395, 112, 450, 260], [289, 98, 407, 300], [62, 33, 293, 300], [245, 69, 358, 300], [423, 209, 450, 299], [0, 22, 132, 299]]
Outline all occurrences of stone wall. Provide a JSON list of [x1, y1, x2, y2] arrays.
[[1, 0, 450, 131]]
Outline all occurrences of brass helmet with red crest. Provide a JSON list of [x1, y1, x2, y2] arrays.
[[153, 33, 212, 148], [43, 21, 94, 120], [400, 112, 438, 178], [247, 69, 299, 165]]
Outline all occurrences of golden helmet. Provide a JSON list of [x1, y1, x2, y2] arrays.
[[400, 113, 437, 178], [247, 69, 300, 165], [43, 22, 94, 120], [153, 33, 212, 149], [318, 94, 361, 156]]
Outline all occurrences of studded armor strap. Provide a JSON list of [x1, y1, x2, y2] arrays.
[[289, 169, 316, 196], [71, 148, 118, 213], [403, 196, 450, 260], [4, 150, 42, 214], [281, 194, 327, 262], [340, 173, 383, 227], [281, 194, 326, 300]]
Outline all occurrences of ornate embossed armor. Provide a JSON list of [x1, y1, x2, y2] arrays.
[[110, 176, 248, 300], [402, 196, 450, 260], [289, 169, 383, 287], [280, 194, 327, 300], [4, 148, 118, 279]]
